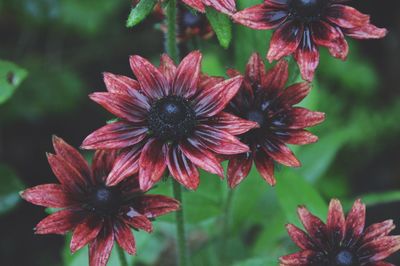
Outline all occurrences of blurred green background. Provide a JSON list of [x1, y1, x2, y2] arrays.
[[0, 0, 399, 265]]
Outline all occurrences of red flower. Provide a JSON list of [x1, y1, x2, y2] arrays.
[[232, 0, 387, 81], [20, 137, 180, 266], [82, 51, 257, 191], [177, 4, 214, 41], [280, 199, 400, 266], [181, 0, 236, 15], [225, 53, 324, 188]]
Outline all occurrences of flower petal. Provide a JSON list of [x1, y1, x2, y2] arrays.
[[52, 136, 92, 180], [279, 250, 320, 265], [139, 138, 167, 191], [194, 124, 250, 155], [122, 208, 153, 232], [134, 194, 180, 218], [91, 150, 118, 183], [343, 199, 366, 247], [47, 153, 87, 193], [360, 236, 400, 263], [326, 4, 370, 29], [106, 146, 142, 186], [205, 112, 259, 136], [283, 130, 318, 145], [89, 221, 114, 266], [81, 121, 148, 150], [130, 55, 169, 99], [262, 139, 300, 167], [114, 220, 136, 255], [278, 82, 311, 106], [287, 107, 325, 129], [89, 92, 148, 123], [232, 4, 287, 30], [172, 51, 202, 99], [254, 150, 276, 186], [246, 53, 266, 86], [311, 21, 348, 60], [180, 138, 224, 178], [262, 59, 289, 92], [327, 199, 345, 244], [344, 23, 388, 39], [194, 75, 243, 117], [70, 214, 103, 253], [297, 206, 328, 249], [294, 29, 320, 82], [362, 220, 396, 244], [20, 184, 76, 208], [35, 210, 84, 235], [203, 0, 236, 15], [227, 154, 253, 188], [286, 224, 316, 250], [103, 72, 140, 95], [267, 20, 303, 62], [182, 0, 205, 12], [167, 145, 200, 190], [159, 54, 177, 87]]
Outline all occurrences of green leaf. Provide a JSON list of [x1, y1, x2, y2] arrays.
[[126, 0, 158, 28], [342, 191, 400, 211], [0, 60, 28, 105], [206, 7, 232, 48], [275, 170, 327, 227], [0, 164, 24, 215]]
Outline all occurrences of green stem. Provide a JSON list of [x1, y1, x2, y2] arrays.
[[220, 189, 235, 264], [165, 0, 179, 62], [172, 180, 189, 266], [116, 245, 128, 266]]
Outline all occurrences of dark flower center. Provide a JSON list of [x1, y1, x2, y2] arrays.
[[289, 0, 328, 22], [246, 109, 266, 128], [87, 186, 122, 216], [334, 250, 357, 266], [148, 96, 196, 141], [182, 11, 202, 28]]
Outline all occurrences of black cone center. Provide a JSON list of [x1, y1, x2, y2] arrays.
[[289, 0, 327, 21], [246, 110, 266, 128], [334, 250, 357, 266], [148, 96, 196, 141], [88, 186, 121, 215]]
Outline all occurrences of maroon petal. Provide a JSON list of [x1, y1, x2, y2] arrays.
[[103, 72, 140, 95], [135, 194, 180, 218], [263, 59, 289, 91], [20, 184, 76, 208], [195, 124, 250, 155], [294, 30, 320, 82], [81, 121, 148, 150], [343, 199, 366, 247], [360, 236, 400, 263], [159, 54, 177, 87], [254, 151, 276, 186], [89, 92, 148, 123], [139, 138, 167, 191], [52, 136, 92, 180], [262, 140, 300, 167], [297, 206, 328, 249], [267, 20, 303, 62], [327, 199, 345, 244], [91, 150, 118, 182], [227, 154, 253, 188], [199, 74, 225, 90], [167, 145, 200, 190], [287, 107, 325, 129], [284, 130, 318, 145], [203, 0, 236, 15], [232, 4, 287, 30], [89, 221, 114, 266], [129, 55, 169, 99], [47, 153, 87, 193], [278, 82, 311, 106], [194, 75, 243, 117], [122, 209, 153, 232], [344, 23, 388, 39], [182, 0, 205, 12], [279, 250, 319, 265], [206, 112, 259, 136], [362, 220, 396, 243], [326, 4, 370, 29], [286, 224, 315, 250], [106, 146, 142, 186], [180, 138, 224, 178], [70, 215, 103, 253], [311, 21, 348, 60], [35, 210, 84, 235], [172, 51, 202, 99], [114, 220, 136, 255], [246, 53, 266, 86]]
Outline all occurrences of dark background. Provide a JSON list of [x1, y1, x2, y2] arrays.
[[0, 0, 399, 265]]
